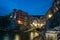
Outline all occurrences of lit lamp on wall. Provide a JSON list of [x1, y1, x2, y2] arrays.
[[48, 14, 53, 18], [30, 19, 46, 30], [40, 23, 45, 28], [33, 22, 45, 29], [30, 19, 38, 28], [32, 21, 37, 27], [17, 20, 23, 24]]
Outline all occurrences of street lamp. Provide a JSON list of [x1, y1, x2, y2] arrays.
[[32, 19, 45, 28], [32, 20, 37, 27], [32, 22, 45, 28], [48, 14, 52, 18], [40, 23, 45, 27], [17, 20, 23, 24]]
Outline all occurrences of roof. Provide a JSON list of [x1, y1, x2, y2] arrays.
[[47, 26, 60, 31]]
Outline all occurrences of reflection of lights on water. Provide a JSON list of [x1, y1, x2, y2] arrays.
[[14, 34, 20, 40], [3, 34, 9, 40], [30, 32, 39, 40], [30, 32, 34, 40], [33, 20, 37, 27]]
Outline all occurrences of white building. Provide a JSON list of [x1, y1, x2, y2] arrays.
[[46, 26, 60, 40]]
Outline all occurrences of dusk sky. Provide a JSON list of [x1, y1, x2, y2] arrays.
[[0, 0, 54, 16]]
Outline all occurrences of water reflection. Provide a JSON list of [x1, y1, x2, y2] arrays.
[[2, 32, 14, 40], [3, 33, 21, 40], [1, 32, 29, 40], [30, 32, 39, 40], [14, 34, 20, 40], [3, 34, 9, 40]]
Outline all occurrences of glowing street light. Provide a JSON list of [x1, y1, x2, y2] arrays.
[[32, 19, 45, 28], [40, 23, 44, 27], [48, 14, 52, 18], [32, 20, 38, 27], [17, 20, 23, 24], [32, 22, 37, 27]]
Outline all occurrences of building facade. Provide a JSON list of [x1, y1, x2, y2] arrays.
[[45, 0, 60, 30]]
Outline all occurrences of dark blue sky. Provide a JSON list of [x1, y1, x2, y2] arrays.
[[0, 0, 54, 16]]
